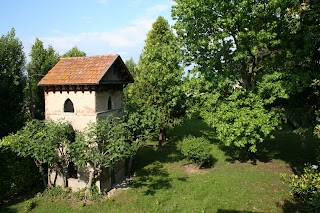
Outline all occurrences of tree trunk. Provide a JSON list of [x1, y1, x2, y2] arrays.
[[62, 165, 68, 189], [85, 165, 95, 196], [48, 166, 52, 187], [38, 164, 47, 188], [127, 156, 133, 177], [158, 128, 166, 147]]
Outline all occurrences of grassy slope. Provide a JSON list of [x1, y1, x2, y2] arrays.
[[1, 119, 319, 213]]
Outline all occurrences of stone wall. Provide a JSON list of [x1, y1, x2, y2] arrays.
[[45, 90, 97, 131]]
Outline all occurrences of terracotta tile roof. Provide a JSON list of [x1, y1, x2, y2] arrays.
[[38, 54, 119, 86]]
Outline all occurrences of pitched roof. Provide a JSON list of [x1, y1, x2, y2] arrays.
[[38, 54, 132, 86]]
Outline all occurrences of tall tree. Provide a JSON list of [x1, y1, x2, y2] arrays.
[[127, 16, 185, 146], [280, 0, 320, 132], [62, 46, 86, 57], [125, 57, 138, 78], [172, 0, 320, 156], [0, 28, 26, 138], [27, 38, 59, 119]]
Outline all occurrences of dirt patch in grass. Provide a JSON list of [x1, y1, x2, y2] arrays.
[[181, 163, 210, 174]]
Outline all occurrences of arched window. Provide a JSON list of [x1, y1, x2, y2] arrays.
[[64, 98, 74, 113], [108, 96, 112, 110]]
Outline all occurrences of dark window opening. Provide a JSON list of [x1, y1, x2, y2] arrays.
[[68, 162, 78, 179], [108, 96, 112, 110], [64, 98, 74, 112]]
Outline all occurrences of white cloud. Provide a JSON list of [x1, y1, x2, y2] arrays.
[[26, 1, 173, 62], [38, 16, 154, 59]]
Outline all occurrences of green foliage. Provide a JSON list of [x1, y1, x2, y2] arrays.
[[71, 117, 135, 167], [124, 57, 138, 78], [44, 186, 69, 198], [23, 199, 36, 212], [204, 91, 282, 154], [127, 16, 185, 143], [178, 136, 212, 167], [313, 80, 320, 139], [124, 105, 164, 142], [283, 164, 320, 212], [0, 148, 40, 202], [26, 38, 60, 119], [0, 28, 26, 138], [62, 46, 86, 57], [1, 119, 75, 187], [70, 116, 137, 189], [173, 0, 288, 83], [173, 0, 320, 155]]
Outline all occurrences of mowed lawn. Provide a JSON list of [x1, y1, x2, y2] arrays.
[[1, 120, 319, 213]]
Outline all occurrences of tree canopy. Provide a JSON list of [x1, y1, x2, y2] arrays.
[[70, 117, 137, 192], [62, 46, 86, 57], [1, 119, 74, 188], [173, 0, 320, 155], [0, 28, 26, 138], [26, 38, 60, 119], [126, 16, 185, 145]]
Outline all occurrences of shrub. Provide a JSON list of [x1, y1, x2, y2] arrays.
[[44, 185, 71, 200], [282, 164, 320, 212], [0, 148, 41, 202], [178, 136, 212, 167], [23, 200, 36, 212]]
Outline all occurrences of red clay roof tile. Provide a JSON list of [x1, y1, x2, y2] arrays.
[[38, 54, 118, 86]]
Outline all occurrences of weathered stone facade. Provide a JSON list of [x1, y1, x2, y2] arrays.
[[44, 89, 123, 131]]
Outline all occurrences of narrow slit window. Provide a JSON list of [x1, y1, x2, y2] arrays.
[[108, 96, 112, 110], [64, 98, 74, 113]]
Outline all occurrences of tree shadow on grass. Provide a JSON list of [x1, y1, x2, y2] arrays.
[[0, 207, 18, 213], [0, 186, 43, 212], [131, 142, 188, 195], [173, 119, 320, 173], [216, 126, 320, 174], [131, 161, 172, 195], [168, 119, 217, 143], [276, 199, 303, 213], [133, 143, 183, 170]]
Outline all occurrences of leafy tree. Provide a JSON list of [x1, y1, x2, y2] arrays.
[[172, 0, 320, 156], [62, 46, 86, 57], [281, 1, 320, 133], [1, 119, 74, 188], [128, 16, 185, 146], [0, 28, 26, 138], [0, 148, 40, 201], [125, 57, 138, 78], [27, 38, 60, 119], [70, 117, 137, 194]]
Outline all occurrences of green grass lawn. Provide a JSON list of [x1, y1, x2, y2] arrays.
[[1, 119, 319, 213]]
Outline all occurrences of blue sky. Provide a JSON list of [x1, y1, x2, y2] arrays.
[[0, 0, 174, 62]]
